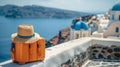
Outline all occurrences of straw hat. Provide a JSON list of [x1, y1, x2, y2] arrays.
[[12, 24, 41, 43]]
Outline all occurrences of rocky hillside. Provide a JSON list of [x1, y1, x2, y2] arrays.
[[0, 5, 89, 18]]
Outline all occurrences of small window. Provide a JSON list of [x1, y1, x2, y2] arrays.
[[112, 15, 114, 20], [116, 27, 119, 33], [119, 15, 120, 20]]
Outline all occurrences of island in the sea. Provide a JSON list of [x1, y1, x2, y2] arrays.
[[0, 5, 90, 18]]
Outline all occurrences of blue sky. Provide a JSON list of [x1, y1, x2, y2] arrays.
[[0, 0, 119, 12]]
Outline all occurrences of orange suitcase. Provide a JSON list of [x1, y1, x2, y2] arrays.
[[11, 38, 45, 64]]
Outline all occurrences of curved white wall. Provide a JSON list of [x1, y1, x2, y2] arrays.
[[0, 38, 120, 67], [104, 22, 120, 37]]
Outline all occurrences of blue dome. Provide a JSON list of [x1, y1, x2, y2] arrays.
[[112, 3, 120, 11], [71, 20, 89, 30]]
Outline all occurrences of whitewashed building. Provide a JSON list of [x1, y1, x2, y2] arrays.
[[104, 3, 120, 38]]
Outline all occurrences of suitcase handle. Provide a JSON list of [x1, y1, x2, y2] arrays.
[[37, 44, 40, 48]]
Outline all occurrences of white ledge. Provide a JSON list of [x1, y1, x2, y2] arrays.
[[0, 37, 120, 67]]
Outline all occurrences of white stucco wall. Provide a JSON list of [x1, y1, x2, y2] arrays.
[[110, 11, 120, 21], [70, 29, 91, 40], [104, 22, 120, 37], [0, 38, 120, 67], [91, 32, 103, 38]]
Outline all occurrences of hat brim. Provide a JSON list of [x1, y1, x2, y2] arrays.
[[12, 33, 41, 43]]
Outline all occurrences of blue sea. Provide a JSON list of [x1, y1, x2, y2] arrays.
[[0, 16, 72, 62]]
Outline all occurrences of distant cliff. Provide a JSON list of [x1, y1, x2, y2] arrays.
[[0, 5, 90, 18]]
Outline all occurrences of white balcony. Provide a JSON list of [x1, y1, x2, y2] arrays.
[[0, 37, 120, 67]]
